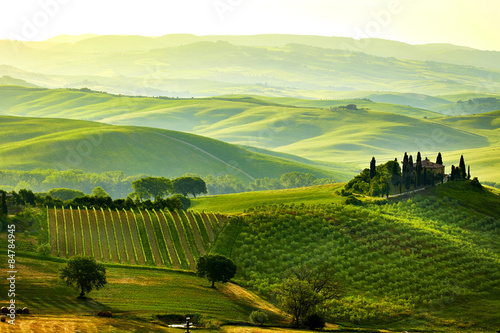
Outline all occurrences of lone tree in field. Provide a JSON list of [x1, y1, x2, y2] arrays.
[[60, 256, 107, 299], [276, 263, 343, 328], [196, 254, 236, 288]]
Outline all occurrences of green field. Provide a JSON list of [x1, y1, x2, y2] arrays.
[[1, 87, 499, 184], [0, 251, 283, 332], [208, 180, 500, 332], [0, 115, 351, 182], [191, 183, 346, 214]]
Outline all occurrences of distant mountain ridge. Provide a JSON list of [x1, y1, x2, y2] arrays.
[[0, 34, 499, 98]]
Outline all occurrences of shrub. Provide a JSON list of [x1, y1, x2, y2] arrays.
[[22, 307, 29, 314], [344, 195, 363, 206], [249, 310, 268, 326], [470, 177, 483, 190], [37, 243, 51, 256], [203, 319, 222, 329], [304, 313, 325, 330]]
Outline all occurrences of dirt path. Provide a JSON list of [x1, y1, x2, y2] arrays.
[[64, 208, 76, 257], [200, 212, 215, 242], [126, 210, 146, 265], [186, 212, 205, 254], [171, 212, 196, 270], [140, 211, 163, 266], [47, 209, 58, 256], [71, 209, 84, 256], [110, 209, 128, 263], [55, 209, 66, 257], [156, 210, 180, 269], [117, 210, 137, 264], [79, 209, 94, 258], [102, 210, 119, 263]]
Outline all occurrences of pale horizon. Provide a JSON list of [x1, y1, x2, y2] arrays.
[[0, 0, 499, 51]]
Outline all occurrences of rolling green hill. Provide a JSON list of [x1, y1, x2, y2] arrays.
[[0, 115, 351, 182], [207, 180, 500, 332], [1, 86, 499, 182]]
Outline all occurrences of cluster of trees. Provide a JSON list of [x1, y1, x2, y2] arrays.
[[0, 169, 144, 199], [206, 172, 332, 195], [346, 152, 473, 197], [0, 186, 188, 212], [0, 168, 333, 199], [130, 176, 207, 200], [345, 159, 400, 197]]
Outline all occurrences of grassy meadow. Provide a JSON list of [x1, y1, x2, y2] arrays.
[[0, 115, 349, 182], [1, 86, 499, 184]]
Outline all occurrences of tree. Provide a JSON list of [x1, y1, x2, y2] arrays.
[[18, 189, 36, 205], [436, 152, 443, 165], [370, 157, 376, 179], [402, 153, 410, 191], [1, 191, 7, 215], [415, 152, 422, 187], [468, 165, 471, 180], [280, 172, 317, 188], [172, 177, 207, 198], [91, 186, 110, 198], [59, 256, 107, 299], [196, 254, 236, 288], [48, 188, 85, 201], [276, 264, 343, 327], [459, 155, 467, 179], [131, 177, 172, 200]]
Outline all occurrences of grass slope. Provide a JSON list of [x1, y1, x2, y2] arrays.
[[0, 115, 348, 181], [191, 183, 346, 214], [210, 181, 500, 332], [0, 252, 283, 329]]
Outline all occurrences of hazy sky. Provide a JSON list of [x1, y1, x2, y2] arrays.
[[0, 0, 499, 51]]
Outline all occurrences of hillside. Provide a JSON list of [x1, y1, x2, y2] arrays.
[[0, 115, 350, 182], [208, 180, 500, 332], [0, 251, 283, 331], [1, 35, 500, 98]]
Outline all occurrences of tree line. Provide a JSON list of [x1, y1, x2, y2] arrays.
[[0, 169, 333, 198]]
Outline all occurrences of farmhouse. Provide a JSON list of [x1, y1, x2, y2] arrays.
[[414, 158, 445, 175]]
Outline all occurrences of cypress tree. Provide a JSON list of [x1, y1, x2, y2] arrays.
[[459, 155, 466, 179], [370, 157, 377, 179], [468, 165, 471, 180], [403, 153, 410, 191], [450, 165, 455, 181], [416, 152, 422, 187], [1, 191, 7, 216], [409, 155, 414, 187], [436, 152, 443, 165]]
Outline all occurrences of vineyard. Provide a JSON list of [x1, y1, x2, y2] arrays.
[[212, 193, 500, 329], [47, 207, 225, 270]]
